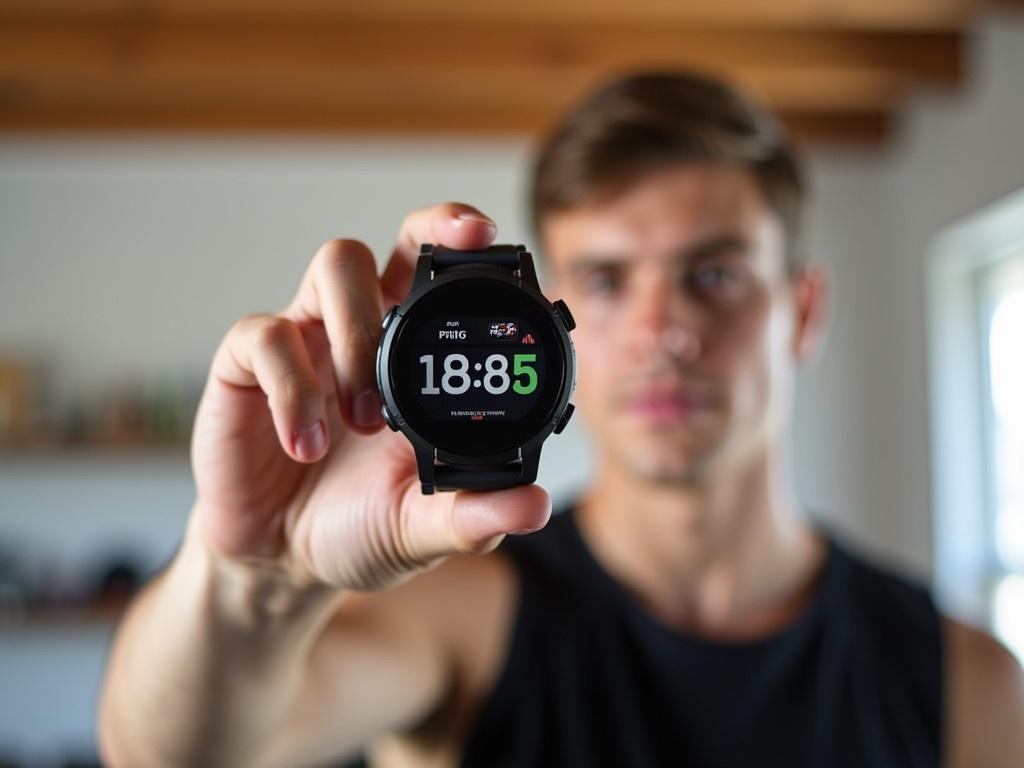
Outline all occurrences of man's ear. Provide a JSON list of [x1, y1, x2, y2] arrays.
[[791, 261, 830, 364]]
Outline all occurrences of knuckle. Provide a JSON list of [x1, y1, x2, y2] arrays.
[[450, 535, 478, 556], [314, 238, 373, 275], [398, 206, 427, 232], [445, 501, 487, 556], [458, 534, 504, 556], [251, 316, 298, 352], [227, 312, 265, 339], [356, 504, 433, 587], [343, 318, 379, 352], [397, 205, 436, 244], [276, 370, 320, 405]]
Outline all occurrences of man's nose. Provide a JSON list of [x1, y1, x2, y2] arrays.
[[623, 276, 701, 364]]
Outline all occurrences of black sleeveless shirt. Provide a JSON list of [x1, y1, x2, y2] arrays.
[[456, 504, 943, 768]]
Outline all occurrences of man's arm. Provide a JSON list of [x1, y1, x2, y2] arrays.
[[97, 506, 452, 768], [264, 546, 519, 767], [944, 615, 1024, 768]]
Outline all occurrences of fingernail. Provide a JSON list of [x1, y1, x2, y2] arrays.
[[455, 211, 496, 226], [294, 419, 326, 461], [353, 389, 383, 428], [510, 526, 543, 536]]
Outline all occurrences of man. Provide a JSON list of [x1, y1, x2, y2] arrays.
[[98, 72, 1024, 767]]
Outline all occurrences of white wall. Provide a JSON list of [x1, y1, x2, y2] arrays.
[[0, 138, 535, 401], [791, 148, 896, 560]]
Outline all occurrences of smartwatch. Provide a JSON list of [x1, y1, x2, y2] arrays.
[[376, 243, 576, 494]]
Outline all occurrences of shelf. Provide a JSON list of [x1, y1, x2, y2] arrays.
[[0, 440, 190, 459], [0, 604, 128, 632]]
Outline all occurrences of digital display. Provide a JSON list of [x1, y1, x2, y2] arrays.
[[412, 317, 546, 422], [388, 277, 568, 455]]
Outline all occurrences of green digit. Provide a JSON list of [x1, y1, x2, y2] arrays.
[[513, 353, 538, 395]]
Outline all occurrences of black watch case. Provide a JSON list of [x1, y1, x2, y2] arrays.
[[376, 247, 576, 492]]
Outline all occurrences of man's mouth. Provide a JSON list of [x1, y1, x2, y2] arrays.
[[619, 387, 714, 424]]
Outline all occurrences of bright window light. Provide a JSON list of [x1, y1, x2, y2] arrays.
[[987, 275, 1024, 661], [990, 289, 1024, 572]]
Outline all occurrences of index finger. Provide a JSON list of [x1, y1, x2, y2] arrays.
[[380, 202, 498, 303]]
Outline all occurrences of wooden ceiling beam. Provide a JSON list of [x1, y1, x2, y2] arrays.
[[0, 102, 891, 144], [0, 23, 963, 105], [0, 67, 914, 115], [0, 16, 966, 143], [0, 0, 986, 31], [0, 20, 964, 83]]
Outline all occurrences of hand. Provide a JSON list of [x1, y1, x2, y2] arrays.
[[189, 203, 551, 591]]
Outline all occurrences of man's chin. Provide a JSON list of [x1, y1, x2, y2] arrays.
[[613, 436, 719, 487]]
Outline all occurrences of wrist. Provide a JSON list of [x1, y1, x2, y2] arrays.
[[177, 504, 342, 636]]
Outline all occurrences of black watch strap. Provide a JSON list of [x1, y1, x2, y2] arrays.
[[423, 243, 524, 272], [432, 462, 528, 493], [416, 244, 537, 494], [417, 446, 541, 495]]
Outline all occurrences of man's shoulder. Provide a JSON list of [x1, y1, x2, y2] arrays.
[[943, 615, 1024, 767], [944, 615, 1022, 680], [821, 529, 1024, 765]]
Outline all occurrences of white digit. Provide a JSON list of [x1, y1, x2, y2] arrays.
[[484, 354, 510, 394], [419, 354, 440, 394], [442, 353, 471, 394]]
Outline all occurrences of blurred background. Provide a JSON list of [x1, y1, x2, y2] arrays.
[[2, 1, 1024, 765]]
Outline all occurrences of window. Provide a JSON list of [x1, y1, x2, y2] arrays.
[[927, 188, 1024, 660], [979, 255, 1024, 659]]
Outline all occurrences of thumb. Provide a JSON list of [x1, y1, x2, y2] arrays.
[[408, 483, 552, 560]]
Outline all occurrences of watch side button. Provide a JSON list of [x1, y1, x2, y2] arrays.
[[553, 299, 576, 331], [553, 402, 575, 434], [381, 403, 399, 432], [382, 304, 399, 330]]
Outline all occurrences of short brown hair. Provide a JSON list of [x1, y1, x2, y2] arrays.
[[529, 71, 806, 275]]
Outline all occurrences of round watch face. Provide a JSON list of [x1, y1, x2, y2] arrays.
[[388, 276, 569, 455]]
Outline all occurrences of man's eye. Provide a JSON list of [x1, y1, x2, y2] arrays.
[[690, 264, 742, 292], [581, 270, 621, 295]]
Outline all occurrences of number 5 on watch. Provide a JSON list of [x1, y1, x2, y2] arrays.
[[513, 353, 538, 395]]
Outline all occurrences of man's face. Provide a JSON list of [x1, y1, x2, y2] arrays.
[[542, 163, 822, 486]]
